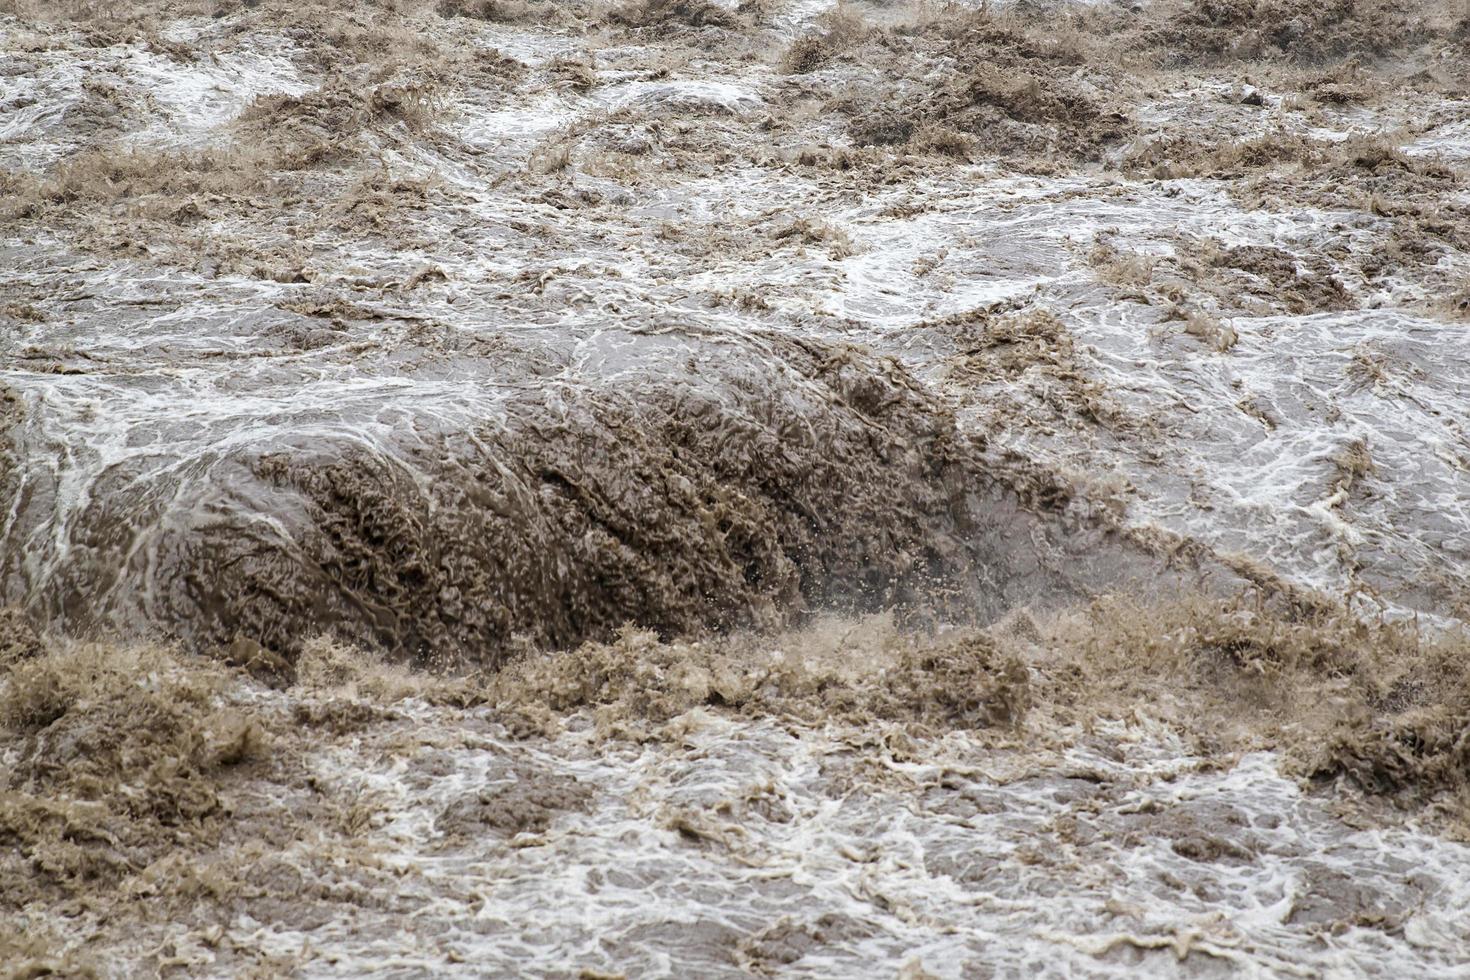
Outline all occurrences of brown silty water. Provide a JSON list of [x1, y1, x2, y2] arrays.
[[3, 0, 1470, 976]]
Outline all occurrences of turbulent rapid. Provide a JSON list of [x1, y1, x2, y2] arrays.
[[2, 0, 1470, 976]]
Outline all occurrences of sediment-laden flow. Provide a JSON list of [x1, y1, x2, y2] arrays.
[[2, 0, 1470, 976], [0, 261, 1243, 663]]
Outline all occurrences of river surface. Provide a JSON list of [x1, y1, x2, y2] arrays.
[[2, 0, 1469, 975]]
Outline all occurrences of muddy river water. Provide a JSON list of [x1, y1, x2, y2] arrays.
[[3, 0, 1470, 975]]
